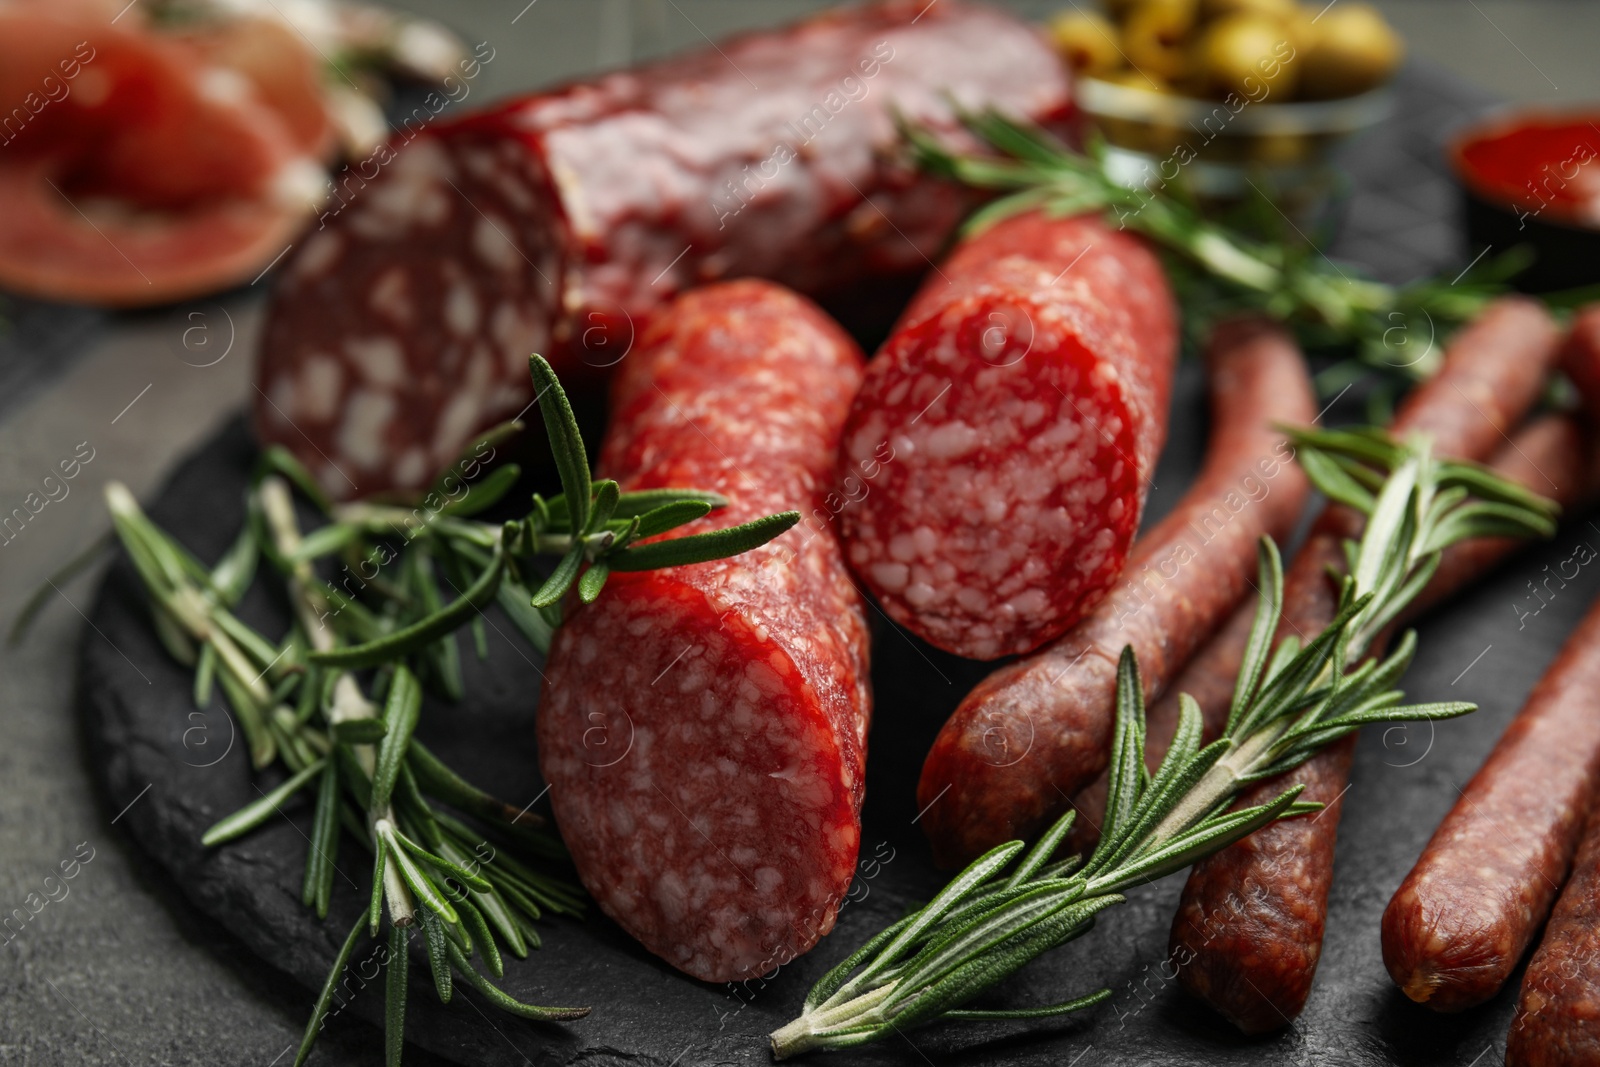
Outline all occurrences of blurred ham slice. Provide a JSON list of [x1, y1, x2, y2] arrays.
[[0, 4, 329, 306]]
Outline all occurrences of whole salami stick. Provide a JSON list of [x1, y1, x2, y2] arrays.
[[915, 315, 1312, 867], [1507, 784, 1600, 1066], [838, 210, 1178, 660], [1384, 583, 1600, 1013], [1066, 412, 1600, 854], [538, 281, 871, 982], [254, 0, 1071, 500], [1168, 296, 1564, 1033]]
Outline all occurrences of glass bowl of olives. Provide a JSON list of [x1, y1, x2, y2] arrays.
[[1051, 0, 1402, 211]]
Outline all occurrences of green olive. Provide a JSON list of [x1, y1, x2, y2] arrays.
[[1190, 13, 1298, 100], [1299, 2, 1403, 99], [1121, 0, 1199, 82], [1049, 10, 1125, 78]]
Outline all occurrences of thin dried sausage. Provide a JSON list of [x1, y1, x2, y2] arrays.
[[1168, 297, 1564, 1033]]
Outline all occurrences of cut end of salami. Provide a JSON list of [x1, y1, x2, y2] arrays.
[[255, 125, 564, 501], [838, 212, 1176, 660], [540, 577, 862, 982], [538, 280, 870, 983]]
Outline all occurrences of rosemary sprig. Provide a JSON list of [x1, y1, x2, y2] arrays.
[[101, 354, 799, 1065], [903, 110, 1519, 381], [769, 428, 1557, 1058]]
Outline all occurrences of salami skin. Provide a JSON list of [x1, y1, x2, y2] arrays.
[[1507, 806, 1600, 1067], [537, 280, 871, 983], [253, 0, 1072, 500], [914, 316, 1309, 866], [1168, 297, 1564, 1033], [1383, 587, 1600, 1013], [838, 210, 1178, 661]]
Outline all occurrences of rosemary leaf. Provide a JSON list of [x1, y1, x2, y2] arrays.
[[420, 910, 453, 1004], [385, 921, 408, 1067], [452, 894, 504, 978], [258, 445, 334, 516], [530, 545, 584, 608], [607, 511, 800, 571], [201, 758, 325, 847], [371, 667, 422, 815], [628, 499, 715, 541], [383, 825, 458, 925], [443, 463, 522, 517], [577, 561, 609, 604], [193, 643, 217, 710], [444, 941, 590, 1021], [310, 550, 504, 669], [530, 355, 591, 535], [293, 914, 366, 1067], [303, 759, 341, 917]]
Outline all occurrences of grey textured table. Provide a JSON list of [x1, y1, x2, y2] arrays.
[[1, 3, 1596, 1066]]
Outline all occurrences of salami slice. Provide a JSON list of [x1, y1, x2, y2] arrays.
[[536, 280, 870, 983], [837, 210, 1178, 661], [912, 316, 1307, 865], [254, 0, 1073, 500], [1168, 297, 1564, 1033]]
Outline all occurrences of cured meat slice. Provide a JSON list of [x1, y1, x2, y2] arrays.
[[0, 6, 324, 306], [914, 316, 1310, 866], [254, 0, 1073, 500], [837, 210, 1177, 660], [537, 280, 871, 983]]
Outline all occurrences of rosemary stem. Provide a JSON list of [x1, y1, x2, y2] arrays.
[[1143, 726, 1278, 847], [261, 478, 414, 925], [771, 982, 899, 1060]]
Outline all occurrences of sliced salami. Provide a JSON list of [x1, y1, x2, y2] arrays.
[[537, 280, 871, 983], [254, 0, 1073, 500], [837, 210, 1178, 660]]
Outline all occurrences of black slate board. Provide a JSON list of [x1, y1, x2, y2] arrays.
[[79, 376, 1600, 1067], [74, 58, 1591, 1067]]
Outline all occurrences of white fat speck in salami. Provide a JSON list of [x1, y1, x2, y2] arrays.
[[539, 281, 870, 982]]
